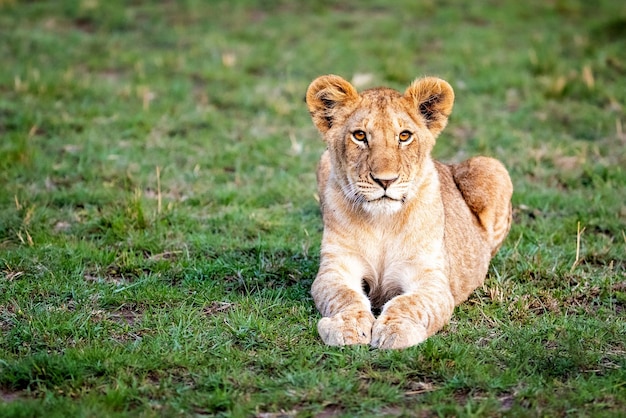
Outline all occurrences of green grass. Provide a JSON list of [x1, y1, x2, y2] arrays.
[[1, 0, 625, 416]]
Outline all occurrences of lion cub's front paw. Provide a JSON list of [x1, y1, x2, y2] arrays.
[[370, 315, 428, 349], [317, 310, 375, 346]]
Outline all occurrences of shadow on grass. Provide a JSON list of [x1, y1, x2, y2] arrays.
[[197, 246, 318, 300], [0, 352, 107, 392]]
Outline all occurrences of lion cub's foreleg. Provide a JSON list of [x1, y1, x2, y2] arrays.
[[312, 255, 375, 346], [371, 271, 455, 349], [313, 259, 456, 349]]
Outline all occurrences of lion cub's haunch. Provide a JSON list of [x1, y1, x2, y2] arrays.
[[306, 75, 513, 349]]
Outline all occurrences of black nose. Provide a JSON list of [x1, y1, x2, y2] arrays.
[[370, 174, 398, 190]]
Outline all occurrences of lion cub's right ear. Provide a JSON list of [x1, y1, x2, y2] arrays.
[[306, 75, 359, 134]]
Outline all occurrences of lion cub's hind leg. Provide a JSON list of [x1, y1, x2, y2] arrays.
[[452, 157, 513, 255]]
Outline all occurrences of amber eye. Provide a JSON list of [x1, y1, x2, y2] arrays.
[[352, 130, 367, 142], [399, 131, 412, 142]]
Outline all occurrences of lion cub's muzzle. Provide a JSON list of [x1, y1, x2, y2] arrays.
[[359, 171, 407, 209], [370, 171, 404, 201]]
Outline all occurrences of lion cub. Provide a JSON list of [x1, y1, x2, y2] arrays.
[[306, 75, 513, 349]]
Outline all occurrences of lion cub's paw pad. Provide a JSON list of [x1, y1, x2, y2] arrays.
[[371, 317, 428, 349], [317, 311, 375, 346]]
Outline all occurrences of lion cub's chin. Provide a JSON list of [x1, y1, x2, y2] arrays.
[[362, 197, 404, 216]]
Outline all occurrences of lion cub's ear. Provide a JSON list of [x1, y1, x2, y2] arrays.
[[306, 75, 359, 134], [404, 77, 455, 138]]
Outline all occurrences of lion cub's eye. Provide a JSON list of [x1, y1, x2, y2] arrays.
[[352, 130, 367, 142], [399, 131, 412, 142]]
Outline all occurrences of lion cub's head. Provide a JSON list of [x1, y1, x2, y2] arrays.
[[306, 75, 454, 215]]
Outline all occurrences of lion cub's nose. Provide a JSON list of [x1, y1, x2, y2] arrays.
[[370, 173, 399, 190]]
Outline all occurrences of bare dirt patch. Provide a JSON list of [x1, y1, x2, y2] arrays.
[[203, 302, 234, 316], [1, 389, 21, 403], [109, 305, 143, 326]]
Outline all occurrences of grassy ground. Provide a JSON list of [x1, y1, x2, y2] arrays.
[[1, 0, 625, 416]]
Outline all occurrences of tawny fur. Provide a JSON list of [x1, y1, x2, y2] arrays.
[[306, 75, 513, 349]]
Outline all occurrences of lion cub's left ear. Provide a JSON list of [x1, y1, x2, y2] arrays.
[[306, 75, 359, 134], [404, 77, 455, 138]]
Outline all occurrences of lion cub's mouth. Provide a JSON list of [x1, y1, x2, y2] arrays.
[[361, 194, 406, 215], [360, 187, 407, 203], [353, 180, 408, 208], [379, 195, 398, 201], [372, 194, 406, 204]]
